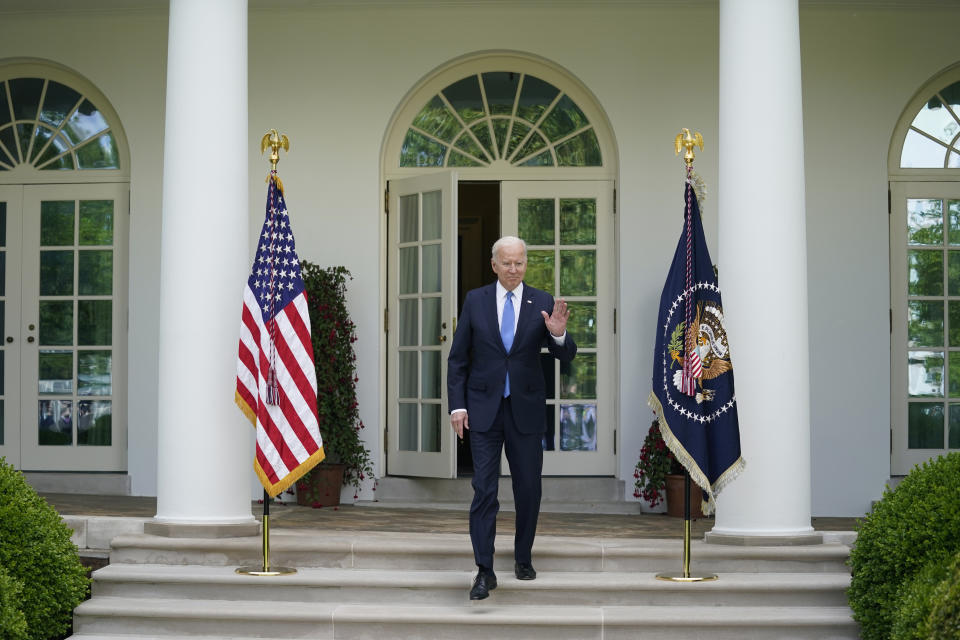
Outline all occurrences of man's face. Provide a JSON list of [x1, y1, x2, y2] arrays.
[[492, 242, 527, 291]]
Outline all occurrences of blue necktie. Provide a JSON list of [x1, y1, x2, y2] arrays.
[[501, 291, 515, 397]]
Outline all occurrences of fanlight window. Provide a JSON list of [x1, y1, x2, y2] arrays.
[[400, 71, 602, 168], [901, 80, 960, 169], [0, 77, 120, 171]]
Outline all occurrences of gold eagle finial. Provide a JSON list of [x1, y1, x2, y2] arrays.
[[674, 128, 704, 166], [260, 129, 289, 172]]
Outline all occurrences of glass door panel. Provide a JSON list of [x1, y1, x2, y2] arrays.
[[20, 183, 125, 471], [387, 172, 458, 477], [0, 186, 22, 466], [892, 182, 960, 474], [501, 181, 614, 475]]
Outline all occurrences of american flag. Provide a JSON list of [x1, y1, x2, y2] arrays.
[[236, 174, 325, 497]]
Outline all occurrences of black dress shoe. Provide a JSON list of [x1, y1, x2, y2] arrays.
[[514, 562, 537, 580], [469, 570, 497, 600]]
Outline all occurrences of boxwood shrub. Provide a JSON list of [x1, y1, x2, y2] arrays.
[[890, 551, 955, 640], [848, 452, 960, 640], [0, 458, 89, 639], [0, 565, 28, 640], [925, 551, 960, 639]]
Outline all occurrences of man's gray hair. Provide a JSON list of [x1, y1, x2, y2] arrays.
[[491, 236, 527, 262]]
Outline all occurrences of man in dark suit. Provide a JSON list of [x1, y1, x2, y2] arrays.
[[447, 236, 577, 600]]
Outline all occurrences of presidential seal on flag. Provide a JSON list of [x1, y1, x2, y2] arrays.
[[649, 175, 744, 516]]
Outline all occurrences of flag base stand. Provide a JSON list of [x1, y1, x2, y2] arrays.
[[656, 473, 717, 583], [236, 492, 297, 577]]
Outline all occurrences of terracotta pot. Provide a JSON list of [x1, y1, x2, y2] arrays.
[[665, 473, 704, 519], [296, 463, 345, 507]]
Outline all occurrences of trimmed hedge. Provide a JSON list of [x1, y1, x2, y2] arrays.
[[848, 452, 960, 640], [925, 552, 960, 639], [890, 552, 955, 640], [0, 565, 28, 640], [0, 458, 89, 639]]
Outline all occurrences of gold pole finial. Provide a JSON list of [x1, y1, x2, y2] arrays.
[[674, 128, 704, 166], [260, 129, 290, 172]]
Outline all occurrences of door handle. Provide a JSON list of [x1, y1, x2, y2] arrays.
[[27, 336, 35, 343], [5, 336, 11, 343], [439, 335, 447, 342]]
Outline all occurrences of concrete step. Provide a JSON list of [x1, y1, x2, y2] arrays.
[[373, 477, 636, 514], [108, 531, 852, 573], [70, 637, 244, 640], [73, 597, 858, 639], [90, 563, 850, 607]]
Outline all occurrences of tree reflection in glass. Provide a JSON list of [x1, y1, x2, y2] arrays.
[[559, 403, 597, 452]]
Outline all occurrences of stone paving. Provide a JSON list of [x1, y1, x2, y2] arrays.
[[42, 493, 859, 540]]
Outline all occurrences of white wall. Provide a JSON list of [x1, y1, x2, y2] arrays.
[[1, 2, 958, 514], [799, 5, 960, 515]]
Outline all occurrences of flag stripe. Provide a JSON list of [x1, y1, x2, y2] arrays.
[[275, 306, 319, 414], [267, 358, 319, 458], [257, 393, 303, 476], [255, 444, 279, 485]]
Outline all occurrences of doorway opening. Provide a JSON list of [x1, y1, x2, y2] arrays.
[[455, 180, 500, 476]]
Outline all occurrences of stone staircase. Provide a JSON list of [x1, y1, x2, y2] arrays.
[[372, 477, 637, 514], [69, 529, 858, 639]]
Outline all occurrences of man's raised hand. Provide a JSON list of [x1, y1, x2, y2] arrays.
[[541, 298, 570, 337]]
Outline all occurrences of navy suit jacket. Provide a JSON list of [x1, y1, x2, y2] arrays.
[[447, 282, 577, 434]]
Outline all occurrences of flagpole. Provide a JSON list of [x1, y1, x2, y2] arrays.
[[656, 129, 718, 584], [236, 130, 296, 578], [237, 490, 296, 576]]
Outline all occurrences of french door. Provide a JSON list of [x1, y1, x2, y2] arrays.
[[891, 181, 960, 474], [501, 180, 615, 475], [0, 183, 126, 471], [386, 172, 458, 477]]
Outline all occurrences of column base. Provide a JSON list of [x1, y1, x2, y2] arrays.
[[144, 520, 260, 538], [705, 530, 823, 546]]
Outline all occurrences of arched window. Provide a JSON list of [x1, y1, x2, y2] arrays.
[[0, 61, 128, 475], [890, 64, 960, 475], [899, 79, 960, 169], [399, 71, 602, 168], [384, 53, 617, 479], [0, 76, 121, 171]]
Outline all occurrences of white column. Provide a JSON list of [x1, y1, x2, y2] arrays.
[[713, 0, 813, 538], [154, 0, 254, 527]]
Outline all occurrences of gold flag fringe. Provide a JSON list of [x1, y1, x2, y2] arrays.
[[647, 390, 746, 516], [255, 446, 326, 499], [235, 391, 258, 426]]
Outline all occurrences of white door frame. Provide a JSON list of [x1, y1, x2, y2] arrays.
[[0, 183, 127, 471], [890, 180, 960, 474], [0, 185, 23, 466], [386, 171, 458, 477], [500, 179, 615, 475], [379, 52, 620, 481]]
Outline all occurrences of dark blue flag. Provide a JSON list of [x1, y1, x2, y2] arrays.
[[649, 180, 744, 515]]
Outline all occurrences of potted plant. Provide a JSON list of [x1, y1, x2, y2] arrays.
[[633, 418, 702, 518], [295, 262, 374, 508]]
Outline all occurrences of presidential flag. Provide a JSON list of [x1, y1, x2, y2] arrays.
[[236, 173, 325, 497], [649, 178, 744, 515]]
